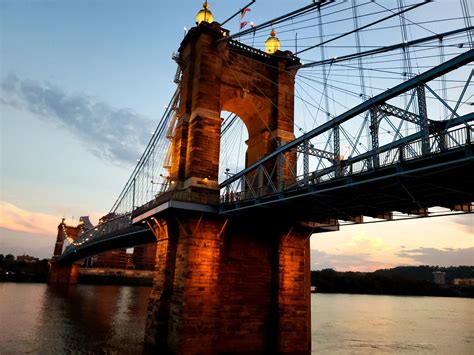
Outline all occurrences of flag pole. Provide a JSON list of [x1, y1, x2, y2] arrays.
[[221, 0, 256, 26]]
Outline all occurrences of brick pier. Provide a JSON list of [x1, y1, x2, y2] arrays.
[[145, 212, 312, 354]]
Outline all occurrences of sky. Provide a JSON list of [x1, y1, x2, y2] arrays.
[[0, 0, 472, 270]]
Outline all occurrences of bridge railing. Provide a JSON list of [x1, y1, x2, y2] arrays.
[[220, 121, 473, 204], [68, 213, 133, 250], [131, 187, 221, 219], [227, 40, 271, 60]]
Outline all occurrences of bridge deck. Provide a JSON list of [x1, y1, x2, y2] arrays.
[[57, 225, 154, 264], [220, 146, 474, 222]]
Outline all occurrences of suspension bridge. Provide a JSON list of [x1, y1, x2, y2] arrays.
[[49, 0, 474, 353]]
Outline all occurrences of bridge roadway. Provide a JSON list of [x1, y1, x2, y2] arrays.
[[220, 139, 474, 222], [57, 219, 154, 264]]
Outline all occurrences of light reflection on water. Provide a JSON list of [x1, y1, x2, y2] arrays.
[[311, 293, 474, 354], [0, 283, 150, 354], [1, 284, 473, 354]]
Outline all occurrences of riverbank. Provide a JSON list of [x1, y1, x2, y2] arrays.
[[78, 268, 153, 286], [0, 259, 153, 286], [2, 258, 473, 297], [312, 267, 474, 298]]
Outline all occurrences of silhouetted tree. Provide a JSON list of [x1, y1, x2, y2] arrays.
[[311, 266, 474, 298]]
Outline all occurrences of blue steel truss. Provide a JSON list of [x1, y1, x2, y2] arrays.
[[219, 50, 474, 208]]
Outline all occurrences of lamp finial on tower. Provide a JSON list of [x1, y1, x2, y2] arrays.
[[196, 1, 214, 25], [265, 28, 281, 54]]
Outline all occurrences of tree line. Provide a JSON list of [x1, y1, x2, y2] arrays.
[[0, 254, 49, 282], [311, 266, 474, 298]]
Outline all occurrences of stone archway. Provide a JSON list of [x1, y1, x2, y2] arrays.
[[219, 110, 249, 183]]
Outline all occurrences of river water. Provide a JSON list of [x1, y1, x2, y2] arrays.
[[1, 283, 472, 354]]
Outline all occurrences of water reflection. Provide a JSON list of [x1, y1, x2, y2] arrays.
[[0, 283, 46, 353], [1, 284, 151, 354], [311, 293, 474, 354], [2, 284, 473, 354]]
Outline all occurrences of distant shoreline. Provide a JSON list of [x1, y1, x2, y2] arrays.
[[1, 258, 473, 297], [78, 268, 153, 286], [311, 267, 474, 298], [2, 278, 472, 298]]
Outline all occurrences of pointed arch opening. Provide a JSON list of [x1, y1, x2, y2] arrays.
[[219, 110, 249, 184]]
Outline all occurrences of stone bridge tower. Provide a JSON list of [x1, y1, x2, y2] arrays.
[[143, 17, 312, 355], [49, 217, 89, 284], [170, 22, 298, 200]]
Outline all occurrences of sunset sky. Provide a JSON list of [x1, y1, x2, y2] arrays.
[[1, 0, 472, 271]]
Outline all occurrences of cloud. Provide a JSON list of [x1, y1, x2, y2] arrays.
[[0, 201, 60, 236], [450, 215, 473, 233], [1, 74, 153, 165], [397, 247, 474, 266], [345, 234, 387, 251], [310, 249, 396, 272], [311, 219, 474, 271], [310, 232, 398, 271], [0, 228, 54, 259]]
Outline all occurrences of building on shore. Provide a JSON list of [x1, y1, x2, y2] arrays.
[[432, 271, 446, 285], [16, 254, 39, 263], [92, 249, 129, 269], [453, 278, 474, 286], [132, 244, 157, 271]]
